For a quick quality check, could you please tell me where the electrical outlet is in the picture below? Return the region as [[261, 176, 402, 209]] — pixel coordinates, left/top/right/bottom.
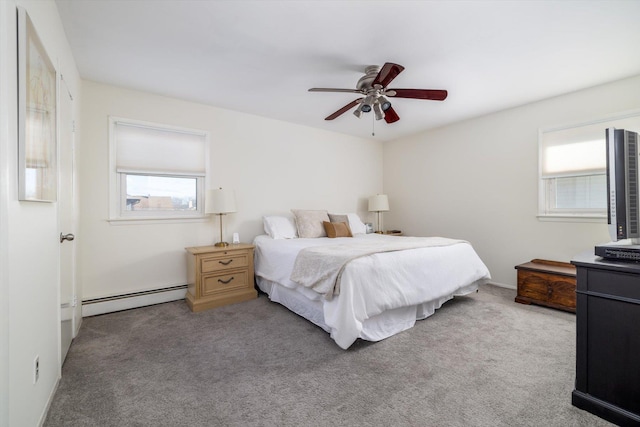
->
[[33, 355, 39, 384]]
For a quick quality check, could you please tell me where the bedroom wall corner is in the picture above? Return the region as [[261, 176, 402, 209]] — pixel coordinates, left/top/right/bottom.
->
[[383, 74, 640, 287]]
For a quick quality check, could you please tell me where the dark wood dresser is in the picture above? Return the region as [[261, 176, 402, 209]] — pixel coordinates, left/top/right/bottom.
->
[[514, 259, 576, 312], [571, 252, 640, 426]]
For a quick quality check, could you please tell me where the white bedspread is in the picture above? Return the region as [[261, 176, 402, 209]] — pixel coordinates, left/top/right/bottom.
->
[[254, 234, 491, 349], [290, 236, 467, 298]]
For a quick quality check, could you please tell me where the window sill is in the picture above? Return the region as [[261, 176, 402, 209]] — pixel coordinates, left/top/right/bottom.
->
[[537, 214, 606, 223], [108, 216, 210, 226]]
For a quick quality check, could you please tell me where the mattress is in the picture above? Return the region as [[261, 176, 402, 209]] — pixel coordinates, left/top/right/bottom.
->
[[254, 233, 491, 349]]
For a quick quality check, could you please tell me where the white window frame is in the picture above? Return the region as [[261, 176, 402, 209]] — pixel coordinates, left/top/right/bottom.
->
[[538, 110, 640, 222], [108, 117, 209, 223]]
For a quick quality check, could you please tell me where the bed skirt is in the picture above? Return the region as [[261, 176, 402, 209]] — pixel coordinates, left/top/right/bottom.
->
[[256, 276, 479, 344]]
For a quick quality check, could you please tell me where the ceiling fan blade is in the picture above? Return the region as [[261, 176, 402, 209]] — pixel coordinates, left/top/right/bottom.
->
[[372, 63, 405, 88], [309, 88, 362, 94], [384, 106, 400, 124], [388, 89, 448, 101], [325, 99, 362, 120]]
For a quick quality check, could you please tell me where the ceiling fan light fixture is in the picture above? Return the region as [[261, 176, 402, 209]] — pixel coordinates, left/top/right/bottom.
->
[[373, 102, 384, 120], [361, 94, 375, 113], [353, 104, 364, 118], [378, 95, 392, 111]]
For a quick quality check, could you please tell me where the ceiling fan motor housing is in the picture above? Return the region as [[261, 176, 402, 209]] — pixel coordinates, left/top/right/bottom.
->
[[356, 65, 381, 91]]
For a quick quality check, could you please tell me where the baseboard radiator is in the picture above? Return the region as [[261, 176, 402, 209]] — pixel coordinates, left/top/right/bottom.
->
[[82, 284, 188, 317]]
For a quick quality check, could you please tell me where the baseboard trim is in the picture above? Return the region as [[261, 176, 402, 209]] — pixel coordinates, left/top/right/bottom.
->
[[487, 281, 515, 290], [82, 285, 188, 317], [39, 376, 59, 427]]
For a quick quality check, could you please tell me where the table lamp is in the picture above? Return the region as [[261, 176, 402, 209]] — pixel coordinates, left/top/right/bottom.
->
[[368, 194, 389, 233], [205, 188, 237, 247]]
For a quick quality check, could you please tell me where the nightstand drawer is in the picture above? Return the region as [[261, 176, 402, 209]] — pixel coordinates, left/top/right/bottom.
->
[[201, 253, 249, 273], [201, 268, 250, 296]]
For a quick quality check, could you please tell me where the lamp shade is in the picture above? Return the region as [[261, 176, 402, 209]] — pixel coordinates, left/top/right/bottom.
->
[[205, 188, 237, 214], [368, 194, 389, 212]]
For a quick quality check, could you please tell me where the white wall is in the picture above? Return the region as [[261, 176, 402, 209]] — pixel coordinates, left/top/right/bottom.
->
[[383, 75, 640, 287], [79, 80, 382, 301], [0, 1, 81, 426]]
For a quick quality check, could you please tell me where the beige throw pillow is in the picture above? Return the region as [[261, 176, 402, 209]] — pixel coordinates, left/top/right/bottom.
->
[[291, 209, 330, 238]]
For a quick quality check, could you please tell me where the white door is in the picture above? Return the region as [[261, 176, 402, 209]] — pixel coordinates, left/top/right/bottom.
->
[[59, 75, 76, 365]]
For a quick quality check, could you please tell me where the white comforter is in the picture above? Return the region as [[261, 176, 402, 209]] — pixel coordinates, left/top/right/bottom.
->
[[254, 234, 491, 349], [291, 236, 468, 298]]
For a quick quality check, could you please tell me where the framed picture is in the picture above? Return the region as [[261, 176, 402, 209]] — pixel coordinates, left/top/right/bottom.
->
[[17, 7, 57, 202]]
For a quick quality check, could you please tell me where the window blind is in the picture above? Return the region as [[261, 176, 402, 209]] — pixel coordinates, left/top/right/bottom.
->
[[540, 121, 606, 178], [541, 114, 640, 179], [114, 121, 206, 175], [541, 139, 605, 178]]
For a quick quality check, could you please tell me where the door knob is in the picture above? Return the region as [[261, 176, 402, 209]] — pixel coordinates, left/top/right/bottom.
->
[[60, 233, 75, 243]]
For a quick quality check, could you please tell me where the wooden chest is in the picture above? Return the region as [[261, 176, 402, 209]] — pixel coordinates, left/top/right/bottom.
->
[[514, 259, 576, 313]]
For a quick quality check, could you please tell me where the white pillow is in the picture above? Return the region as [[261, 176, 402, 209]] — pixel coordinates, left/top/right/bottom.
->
[[263, 216, 298, 239], [347, 213, 367, 235]]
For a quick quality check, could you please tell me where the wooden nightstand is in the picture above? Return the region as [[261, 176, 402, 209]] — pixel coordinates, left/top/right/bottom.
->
[[383, 230, 403, 236], [185, 243, 257, 312]]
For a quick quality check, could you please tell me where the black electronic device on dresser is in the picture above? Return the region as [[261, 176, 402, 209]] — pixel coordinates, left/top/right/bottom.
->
[[571, 252, 640, 426], [594, 242, 640, 261], [596, 128, 640, 263]]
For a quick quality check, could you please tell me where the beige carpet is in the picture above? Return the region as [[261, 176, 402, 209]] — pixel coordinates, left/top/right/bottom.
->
[[44, 284, 612, 426]]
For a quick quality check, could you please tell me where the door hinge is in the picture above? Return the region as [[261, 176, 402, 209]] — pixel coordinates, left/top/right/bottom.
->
[[71, 295, 78, 307]]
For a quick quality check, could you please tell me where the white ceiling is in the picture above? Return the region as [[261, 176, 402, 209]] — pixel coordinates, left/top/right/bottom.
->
[[55, 0, 640, 142]]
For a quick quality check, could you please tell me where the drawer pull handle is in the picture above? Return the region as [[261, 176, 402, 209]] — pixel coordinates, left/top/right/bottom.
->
[[218, 277, 234, 284], [219, 260, 233, 266]]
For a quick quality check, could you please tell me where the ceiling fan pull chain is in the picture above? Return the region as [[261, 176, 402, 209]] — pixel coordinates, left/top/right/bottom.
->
[[371, 113, 375, 136]]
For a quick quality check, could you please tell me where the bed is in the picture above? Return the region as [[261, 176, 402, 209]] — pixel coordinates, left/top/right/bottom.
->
[[254, 213, 491, 349]]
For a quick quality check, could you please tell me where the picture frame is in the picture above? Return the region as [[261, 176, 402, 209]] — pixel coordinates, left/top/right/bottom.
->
[[17, 7, 57, 202]]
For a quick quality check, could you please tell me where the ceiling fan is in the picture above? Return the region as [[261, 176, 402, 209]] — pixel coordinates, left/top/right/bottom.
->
[[308, 62, 448, 124]]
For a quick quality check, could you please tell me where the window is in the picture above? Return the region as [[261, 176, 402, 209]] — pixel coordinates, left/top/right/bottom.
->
[[123, 175, 198, 212], [540, 136, 606, 217], [538, 111, 640, 220], [109, 117, 208, 221]]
